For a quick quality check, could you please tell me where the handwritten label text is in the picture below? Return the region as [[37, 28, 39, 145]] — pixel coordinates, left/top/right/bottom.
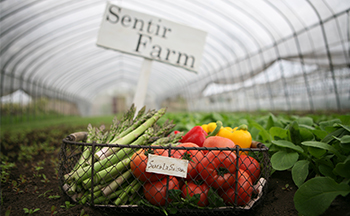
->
[[146, 154, 188, 178]]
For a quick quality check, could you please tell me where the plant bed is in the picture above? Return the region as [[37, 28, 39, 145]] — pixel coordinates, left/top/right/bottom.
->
[[1, 111, 350, 216]]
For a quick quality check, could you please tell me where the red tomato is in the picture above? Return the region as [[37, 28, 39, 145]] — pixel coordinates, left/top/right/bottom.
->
[[143, 176, 180, 206], [202, 136, 236, 154], [130, 149, 165, 182], [238, 155, 261, 183], [219, 169, 254, 206], [236, 168, 253, 184], [156, 146, 182, 159], [181, 181, 210, 207], [173, 142, 205, 180], [196, 150, 237, 190]]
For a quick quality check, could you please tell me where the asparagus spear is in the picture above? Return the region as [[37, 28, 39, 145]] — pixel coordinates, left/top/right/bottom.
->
[[63, 106, 177, 206], [99, 104, 137, 147], [101, 169, 133, 196], [65, 108, 166, 183], [93, 186, 125, 204], [81, 156, 131, 189], [80, 129, 153, 188], [114, 179, 141, 206], [95, 108, 166, 160], [115, 107, 154, 140], [81, 122, 176, 188]]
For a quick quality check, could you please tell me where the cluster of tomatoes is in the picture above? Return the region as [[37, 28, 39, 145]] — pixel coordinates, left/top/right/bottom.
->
[[130, 125, 261, 207]]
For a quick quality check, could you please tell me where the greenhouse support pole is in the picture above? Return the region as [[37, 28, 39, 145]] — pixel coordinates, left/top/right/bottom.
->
[[132, 58, 153, 115]]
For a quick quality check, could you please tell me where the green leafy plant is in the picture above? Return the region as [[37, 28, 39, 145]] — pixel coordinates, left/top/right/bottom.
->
[[5, 206, 11, 216], [34, 165, 43, 172], [251, 114, 350, 216], [282, 183, 291, 191], [1, 161, 16, 183], [50, 205, 58, 215], [18, 174, 28, 185], [38, 189, 53, 198], [60, 201, 75, 209], [48, 195, 61, 199], [80, 209, 89, 216], [11, 180, 23, 194], [33, 186, 39, 194], [23, 207, 40, 214], [41, 174, 50, 183]]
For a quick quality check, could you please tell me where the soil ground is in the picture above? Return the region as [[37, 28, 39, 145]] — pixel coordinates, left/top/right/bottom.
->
[[1, 126, 350, 216]]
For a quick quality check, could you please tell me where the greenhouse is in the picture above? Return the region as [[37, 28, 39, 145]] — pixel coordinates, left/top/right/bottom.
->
[[1, 1, 350, 216], [1, 0, 349, 118]]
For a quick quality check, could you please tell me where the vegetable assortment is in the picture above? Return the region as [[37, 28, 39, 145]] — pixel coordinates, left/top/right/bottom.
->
[[141, 126, 262, 209], [61, 106, 266, 214]]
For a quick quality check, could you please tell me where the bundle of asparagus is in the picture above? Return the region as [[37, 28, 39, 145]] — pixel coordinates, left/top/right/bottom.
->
[[62, 105, 182, 206]]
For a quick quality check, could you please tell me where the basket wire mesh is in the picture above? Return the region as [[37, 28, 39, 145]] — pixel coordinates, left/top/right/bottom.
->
[[59, 132, 271, 215]]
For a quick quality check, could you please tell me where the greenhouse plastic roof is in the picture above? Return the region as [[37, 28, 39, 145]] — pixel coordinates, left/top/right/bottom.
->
[[1, 0, 350, 115]]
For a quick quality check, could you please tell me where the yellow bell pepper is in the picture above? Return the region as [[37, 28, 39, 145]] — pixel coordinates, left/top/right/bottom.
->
[[207, 122, 218, 133], [230, 124, 252, 154], [217, 127, 234, 140], [201, 124, 209, 133]]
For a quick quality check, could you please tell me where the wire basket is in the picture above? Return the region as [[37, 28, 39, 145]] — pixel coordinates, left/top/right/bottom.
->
[[59, 132, 271, 216]]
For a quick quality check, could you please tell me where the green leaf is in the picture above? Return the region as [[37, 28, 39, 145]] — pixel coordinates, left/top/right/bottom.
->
[[301, 141, 344, 159], [289, 121, 301, 145], [315, 155, 335, 167], [294, 177, 350, 216], [333, 156, 350, 179], [296, 116, 314, 126], [339, 115, 350, 125], [207, 188, 224, 207], [299, 128, 314, 142], [299, 124, 316, 131], [271, 140, 304, 153], [338, 135, 350, 152], [301, 141, 333, 150], [266, 115, 274, 131], [312, 129, 328, 140], [292, 160, 309, 187], [249, 127, 260, 141], [321, 128, 348, 144], [167, 207, 178, 215], [318, 164, 336, 178], [319, 119, 342, 131], [266, 113, 283, 130], [168, 189, 181, 201], [339, 124, 350, 133], [187, 193, 201, 205], [314, 155, 336, 178], [269, 127, 288, 140], [249, 120, 271, 143], [340, 135, 350, 143], [271, 151, 299, 171], [308, 146, 326, 158]]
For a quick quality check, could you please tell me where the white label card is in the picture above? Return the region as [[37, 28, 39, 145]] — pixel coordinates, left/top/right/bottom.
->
[[146, 154, 188, 178]]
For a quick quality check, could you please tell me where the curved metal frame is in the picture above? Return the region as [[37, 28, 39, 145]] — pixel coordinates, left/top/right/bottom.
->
[[1, 0, 349, 120]]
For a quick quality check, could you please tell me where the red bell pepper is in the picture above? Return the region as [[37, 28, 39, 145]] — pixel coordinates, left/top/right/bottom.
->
[[179, 126, 208, 147]]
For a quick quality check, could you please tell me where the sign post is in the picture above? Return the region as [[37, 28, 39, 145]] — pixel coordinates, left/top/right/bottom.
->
[[96, 2, 207, 112], [132, 58, 153, 111]]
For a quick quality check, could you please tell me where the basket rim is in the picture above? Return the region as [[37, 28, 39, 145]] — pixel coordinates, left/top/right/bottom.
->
[[63, 132, 269, 152]]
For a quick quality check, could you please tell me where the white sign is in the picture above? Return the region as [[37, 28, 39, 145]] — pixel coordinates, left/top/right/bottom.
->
[[146, 154, 189, 178], [97, 2, 207, 72]]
